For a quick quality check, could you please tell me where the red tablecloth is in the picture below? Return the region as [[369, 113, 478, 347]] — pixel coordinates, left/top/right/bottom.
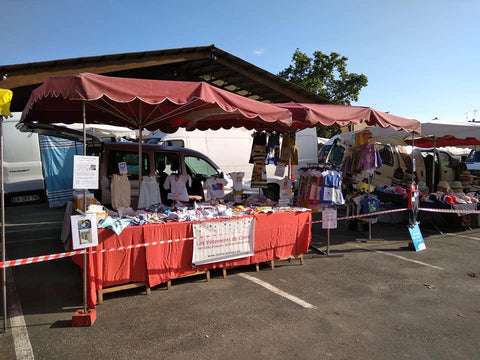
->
[[78, 211, 311, 307]]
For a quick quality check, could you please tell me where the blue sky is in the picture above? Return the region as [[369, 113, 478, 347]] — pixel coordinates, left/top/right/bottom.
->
[[2, 0, 479, 123]]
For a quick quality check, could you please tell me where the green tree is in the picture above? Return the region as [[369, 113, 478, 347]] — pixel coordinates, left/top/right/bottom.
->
[[278, 49, 368, 137]]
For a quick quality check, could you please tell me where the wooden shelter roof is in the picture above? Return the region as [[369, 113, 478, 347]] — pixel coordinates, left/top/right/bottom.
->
[[0, 45, 330, 112]]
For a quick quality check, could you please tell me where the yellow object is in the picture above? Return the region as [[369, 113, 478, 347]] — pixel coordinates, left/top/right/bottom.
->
[[357, 181, 375, 193], [73, 191, 96, 212], [0, 89, 13, 116]]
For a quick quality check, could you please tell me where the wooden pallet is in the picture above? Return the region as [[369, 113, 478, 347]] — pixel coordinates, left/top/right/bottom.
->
[[166, 270, 210, 290], [97, 281, 151, 304]]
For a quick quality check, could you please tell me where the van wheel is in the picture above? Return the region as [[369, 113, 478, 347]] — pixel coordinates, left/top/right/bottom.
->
[[262, 183, 280, 202]]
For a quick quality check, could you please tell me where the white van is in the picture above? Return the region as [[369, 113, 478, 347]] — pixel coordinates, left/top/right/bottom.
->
[[145, 127, 319, 199], [3, 113, 45, 205]]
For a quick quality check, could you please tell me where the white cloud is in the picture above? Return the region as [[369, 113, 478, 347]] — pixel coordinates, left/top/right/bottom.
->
[[253, 48, 264, 55]]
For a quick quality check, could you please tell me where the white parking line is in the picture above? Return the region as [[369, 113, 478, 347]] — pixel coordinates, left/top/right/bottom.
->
[[445, 233, 480, 242], [351, 244, 445, 271], [238, 273, 317, 309], [6, 268, 35, 359]]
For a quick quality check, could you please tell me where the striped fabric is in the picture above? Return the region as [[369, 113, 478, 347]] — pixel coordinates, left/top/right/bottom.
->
[[39, 136, 83, 207]]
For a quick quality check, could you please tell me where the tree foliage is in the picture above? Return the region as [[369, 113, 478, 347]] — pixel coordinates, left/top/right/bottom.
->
[[278, 49, 368, 138], [278, 49, 368, 105]]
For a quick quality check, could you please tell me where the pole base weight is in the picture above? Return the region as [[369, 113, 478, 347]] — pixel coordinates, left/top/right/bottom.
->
[[72, 309, 96, 327]]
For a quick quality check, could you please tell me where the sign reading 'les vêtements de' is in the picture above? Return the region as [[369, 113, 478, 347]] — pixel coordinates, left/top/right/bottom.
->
[[192, 217, 255, 266]]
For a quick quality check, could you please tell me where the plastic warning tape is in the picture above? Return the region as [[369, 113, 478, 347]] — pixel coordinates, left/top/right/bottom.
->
[[310, 207, 408, 224], [419, 207, 480, 215], [0, 249, 86, 269]]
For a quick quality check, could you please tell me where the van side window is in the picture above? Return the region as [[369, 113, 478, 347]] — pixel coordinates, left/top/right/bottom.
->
[[154, 152, 180, 176], [377, 145, 393, 166], [184, 156, 219, 178], [107, 150, 149, 180], [438, 152, 453, 168]]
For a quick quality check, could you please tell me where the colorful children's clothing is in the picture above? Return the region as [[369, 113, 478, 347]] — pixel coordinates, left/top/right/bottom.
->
[[205, 177, 228, 200]]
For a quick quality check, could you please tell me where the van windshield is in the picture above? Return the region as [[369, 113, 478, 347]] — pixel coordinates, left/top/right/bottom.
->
[[184, 156, 219, 178], [467, 150, 480, 162]]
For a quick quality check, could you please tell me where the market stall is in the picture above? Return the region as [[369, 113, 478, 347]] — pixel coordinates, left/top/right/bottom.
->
[[18, 73, 311, 312], [72, 209, 311, 307]]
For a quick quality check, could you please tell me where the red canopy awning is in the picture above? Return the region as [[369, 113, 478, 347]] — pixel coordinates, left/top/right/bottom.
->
[[275, 103, 421, 134], [20, 73, 292, 132], [406, 136, 480, 148]]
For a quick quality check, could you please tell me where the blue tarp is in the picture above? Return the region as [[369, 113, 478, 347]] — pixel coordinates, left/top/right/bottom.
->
[[39, 136, 83, 207]]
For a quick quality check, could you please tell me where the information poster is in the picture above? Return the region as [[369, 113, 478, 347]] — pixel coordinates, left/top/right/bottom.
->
[[408, 224, 426, 251], [73, 155, 99, 189], [70, 214, 98, 250], [118, 161, 128, 175], [192, 217, 255, 266], [322, 208, 338, 229]]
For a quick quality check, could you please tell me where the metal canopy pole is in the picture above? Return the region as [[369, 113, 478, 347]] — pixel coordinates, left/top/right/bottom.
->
[[431, 137, 437, 192], [138, 102, 143, 179], [1, 117, 6, 332], [82, 101, 88, 314]]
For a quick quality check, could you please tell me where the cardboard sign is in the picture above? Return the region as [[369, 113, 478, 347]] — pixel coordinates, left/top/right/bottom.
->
[[408, 224, 426, 251]]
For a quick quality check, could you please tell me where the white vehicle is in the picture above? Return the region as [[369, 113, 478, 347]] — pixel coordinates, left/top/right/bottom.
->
[[3, 112, 45, 205], [145, 127, 319, 199], [465, 149, 480, 171]]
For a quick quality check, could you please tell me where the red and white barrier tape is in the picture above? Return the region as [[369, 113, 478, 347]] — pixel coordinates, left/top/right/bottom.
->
[[2, 206, 478, 269], [1, 250, 86, 269], [419, 207, 480, 215]]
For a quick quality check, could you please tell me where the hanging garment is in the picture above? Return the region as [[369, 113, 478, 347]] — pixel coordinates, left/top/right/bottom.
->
[[137, 176, 162, 209], [250, 141, 268, 189], [359, 144, 381, 170], [251, 164, 267, 188], [277, 177, 293, 206], [111, 174, 131, 210], [205, 177, 228, 200], [279, 133, 298, 165], [266, 134, 280, 165], [320, 170, 344, 205], [360, 197, 380, 215], [164, 174, 191, 202], [228, 172, 245, 203], [249, 132, 267, 163], [228, 172, 245, 191]]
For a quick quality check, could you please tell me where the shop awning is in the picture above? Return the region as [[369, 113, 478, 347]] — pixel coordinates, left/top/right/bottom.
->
[[19, 72, 292, 133], [275, 103, 421, 134], [405, 120, 480, 147]]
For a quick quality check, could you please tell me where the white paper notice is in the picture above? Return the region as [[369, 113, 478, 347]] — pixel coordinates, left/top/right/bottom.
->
[[73, 155, 99, 189], [322, 208, 337, 229]]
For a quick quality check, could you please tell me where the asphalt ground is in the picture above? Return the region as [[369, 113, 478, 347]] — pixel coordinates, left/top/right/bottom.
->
[[1, 202, 480, 360]]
